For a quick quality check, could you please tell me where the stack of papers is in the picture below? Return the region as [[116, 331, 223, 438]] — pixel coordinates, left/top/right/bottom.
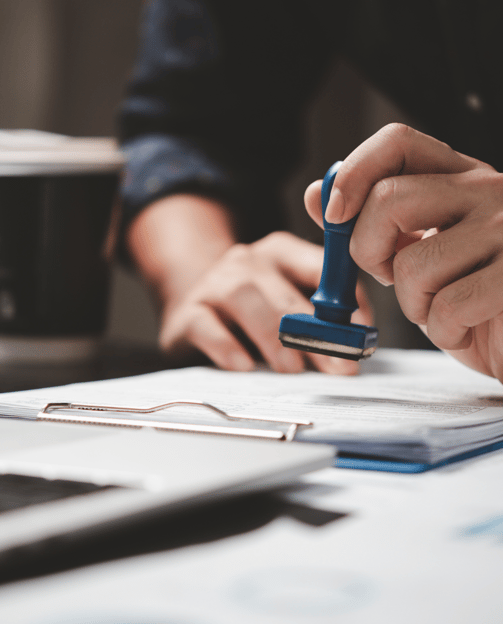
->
[[1, 349, 503, 469]]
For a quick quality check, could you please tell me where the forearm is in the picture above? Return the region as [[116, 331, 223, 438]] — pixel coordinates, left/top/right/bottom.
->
[[118, 1, 327, 246], [127, 191, 362, 375], [126, 194, 237, 314]]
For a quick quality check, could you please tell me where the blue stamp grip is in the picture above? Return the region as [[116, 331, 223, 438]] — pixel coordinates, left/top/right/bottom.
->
[[278, 161, 377, 360], [310, 161, 359, 324]]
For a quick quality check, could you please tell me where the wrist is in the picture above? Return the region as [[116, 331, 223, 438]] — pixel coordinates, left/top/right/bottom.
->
[[127, 194, 237, 309]]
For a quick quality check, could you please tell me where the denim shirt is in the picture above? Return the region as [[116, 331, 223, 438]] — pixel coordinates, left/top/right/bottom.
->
[[118, 0, 503, 246]]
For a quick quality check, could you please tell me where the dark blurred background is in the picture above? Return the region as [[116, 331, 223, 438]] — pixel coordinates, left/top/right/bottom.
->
[[0, 0, 431, 350]]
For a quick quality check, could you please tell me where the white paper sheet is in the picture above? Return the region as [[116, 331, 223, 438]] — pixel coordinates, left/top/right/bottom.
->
[[1, 349, 503, 463]]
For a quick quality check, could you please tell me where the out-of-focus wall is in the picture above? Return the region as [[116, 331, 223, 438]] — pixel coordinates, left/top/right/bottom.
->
[[0, 0, 142, 135], [0, 0, 432, 350], [0, 0, 58, 130], [0, 0, 158, 345]]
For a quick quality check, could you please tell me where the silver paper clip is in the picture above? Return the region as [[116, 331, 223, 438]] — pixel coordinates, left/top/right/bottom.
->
[[37, 400, 313, 442]]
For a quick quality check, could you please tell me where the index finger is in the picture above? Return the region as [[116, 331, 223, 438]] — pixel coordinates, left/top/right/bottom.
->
[[326, 124, 480, 224]]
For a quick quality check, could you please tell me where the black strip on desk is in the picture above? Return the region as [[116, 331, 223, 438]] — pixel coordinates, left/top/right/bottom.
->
[[0, 473, 122, 514]]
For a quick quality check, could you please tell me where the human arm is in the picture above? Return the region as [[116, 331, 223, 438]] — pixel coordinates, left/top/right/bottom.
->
[[119, 1, 370, 373], [305, 123, 503, 381], [118, 0, 333, 246], [127, 193, 370, 374]]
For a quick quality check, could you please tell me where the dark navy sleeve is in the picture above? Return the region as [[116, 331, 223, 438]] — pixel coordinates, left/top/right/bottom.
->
[[118, 0, 337, 244]]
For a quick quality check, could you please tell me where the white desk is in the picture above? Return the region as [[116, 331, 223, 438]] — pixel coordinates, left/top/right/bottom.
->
[[0, 446, 501, 623]]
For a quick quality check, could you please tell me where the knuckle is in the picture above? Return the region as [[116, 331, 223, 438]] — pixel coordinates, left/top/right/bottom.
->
[[372, 176, 399, 208], [469, 169, 503, 200], [431, 285, 472, 324], [393, 246, 421, 283], [489, 209, 503, 235], [482, 180, 503, 222], [253, 230, 293, 254], [381, 122, 414, 144], [394, 237, 445, 286], [269, 230, 294, 244], [223, 243, 251, 264], [209, 241, 281, 304], [448, 279, 480, 310], [214, 280, 264, 314], [217, 244, 263, 281], [227, 280, 258, 302], [431, 294, 457, 327], [204, 247, 253, 296], [203, 277, 254, 308], [466, 157, 496, 173]]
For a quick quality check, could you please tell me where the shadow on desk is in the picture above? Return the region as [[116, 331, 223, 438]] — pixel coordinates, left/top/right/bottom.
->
[[0, 491, 347, 586], [0, 340, 210, 393], [0, 341, 347, 586]]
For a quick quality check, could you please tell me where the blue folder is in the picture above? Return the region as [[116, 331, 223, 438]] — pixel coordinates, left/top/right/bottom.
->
[[335, 439, 503, 473]]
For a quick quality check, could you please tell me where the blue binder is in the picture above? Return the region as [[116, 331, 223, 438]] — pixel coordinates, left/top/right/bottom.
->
[[335, 439, 503, 473]]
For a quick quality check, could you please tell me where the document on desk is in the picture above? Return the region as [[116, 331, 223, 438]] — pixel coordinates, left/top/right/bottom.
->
[[1, 349, 503, 466]]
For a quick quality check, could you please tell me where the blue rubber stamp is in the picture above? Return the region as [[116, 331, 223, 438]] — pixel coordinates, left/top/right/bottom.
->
[[279, 161, 378, 361]]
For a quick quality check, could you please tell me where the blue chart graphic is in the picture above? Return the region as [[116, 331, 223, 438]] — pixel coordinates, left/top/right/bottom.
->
[[458, 515, 503, 543]]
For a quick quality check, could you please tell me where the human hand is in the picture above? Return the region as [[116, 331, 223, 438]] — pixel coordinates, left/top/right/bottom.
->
[[159, 231, 372, 374], [305, 123, 503, 381]]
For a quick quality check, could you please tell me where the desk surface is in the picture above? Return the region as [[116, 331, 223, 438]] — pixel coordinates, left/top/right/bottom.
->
[[0, 448, 502, 623], [0, 348, 502, 622], [0, 342, 300, 586]]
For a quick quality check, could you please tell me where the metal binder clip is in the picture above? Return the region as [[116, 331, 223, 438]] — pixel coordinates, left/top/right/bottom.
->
[[37, 400, 313, 442]]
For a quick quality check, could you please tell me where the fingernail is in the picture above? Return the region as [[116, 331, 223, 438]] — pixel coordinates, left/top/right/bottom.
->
[[325, 188, 345, 223], [374, 275, 393, 287]]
